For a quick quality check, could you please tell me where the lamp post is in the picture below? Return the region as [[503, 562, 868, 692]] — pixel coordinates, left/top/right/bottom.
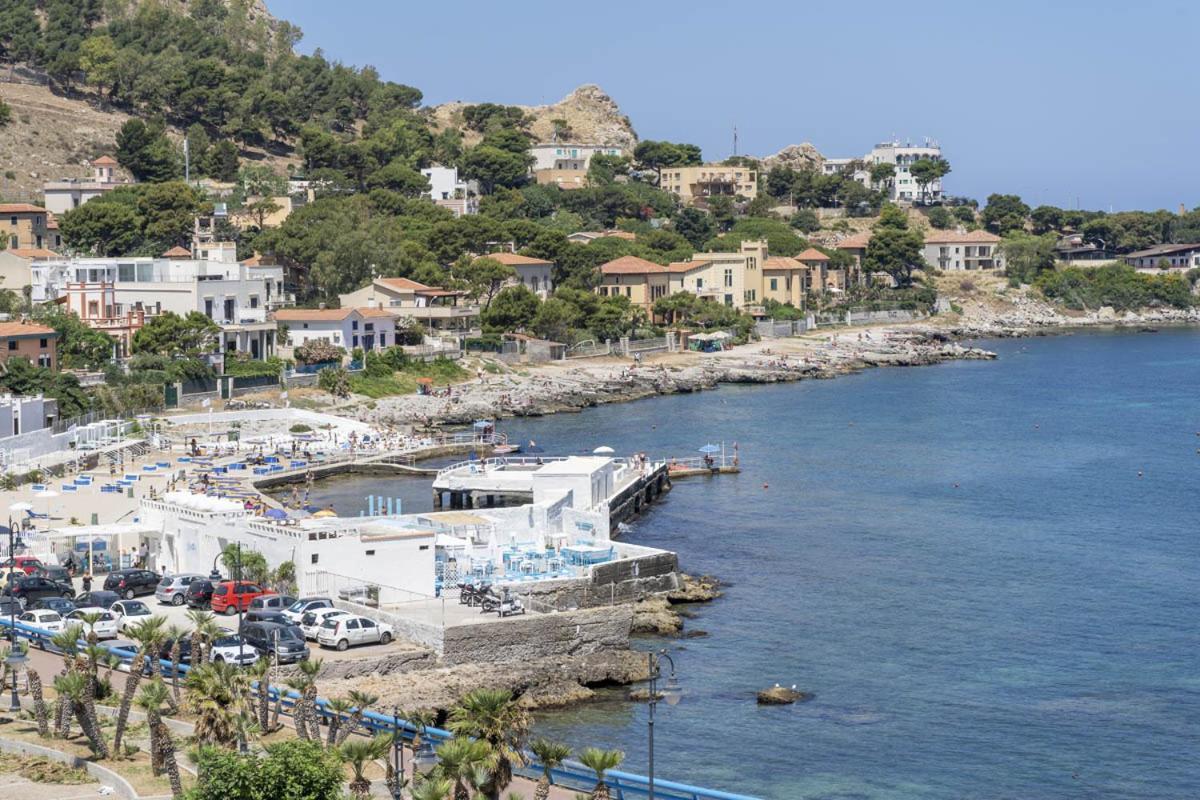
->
[[390, 706, 406, 800], [412, 722, 437, 787], [646, 649, 682, 800], [5, 521, 26, 713]]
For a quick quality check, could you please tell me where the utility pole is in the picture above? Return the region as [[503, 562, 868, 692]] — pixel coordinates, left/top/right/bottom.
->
[[732, 125, 738, 157], [184, 137, 190, 184]]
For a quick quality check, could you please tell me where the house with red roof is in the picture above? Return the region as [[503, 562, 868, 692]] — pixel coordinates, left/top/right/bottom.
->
[[476, 252, 556, 298], [273, 307, 397, 353], [922, 229, 1004, 271], [0, 204, 50, 250], [339, 276, 479, 336]]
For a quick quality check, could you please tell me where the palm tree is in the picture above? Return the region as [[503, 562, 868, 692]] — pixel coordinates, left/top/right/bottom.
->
[[50, 624, 82, 738], [283, 657, 321, 741], [403, 708, 436, 753], [324, 697, 353, 747], [578, 748, 624, 800], [153, 716, 184, 799], [28, 666, 50, 737], [135, 678, 170, 774], [186, 609, 219, 667], [164, 624, 186, 706], [246, 657, 272, 731], [447, 689, 530, 800], [113, 616, 165, 756], [53, 671, 109, 758], [410, 776, 453, 800], [436, 737, 492, 800], [335, 690, 379, 746], [529, 738, 571, 800], [338, 734, 392, 799], [184, 661, 247, 748]]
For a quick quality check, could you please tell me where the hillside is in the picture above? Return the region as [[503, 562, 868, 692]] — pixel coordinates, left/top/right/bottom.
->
[[432, 84, 638, 150]]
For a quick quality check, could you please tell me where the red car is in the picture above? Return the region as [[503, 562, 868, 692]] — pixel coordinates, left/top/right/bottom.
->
[[0, 556, 45, 576], [210, 581, 274, 615]]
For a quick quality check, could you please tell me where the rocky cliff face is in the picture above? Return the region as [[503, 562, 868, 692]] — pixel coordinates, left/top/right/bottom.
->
[[432, 84, 638, 150], [759, 142, 825, 172]]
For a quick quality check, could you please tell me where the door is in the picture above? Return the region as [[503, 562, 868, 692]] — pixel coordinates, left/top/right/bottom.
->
[[343, 618, 361, 644], [359, 618, 379, 643], [224, 298, 235, 322]]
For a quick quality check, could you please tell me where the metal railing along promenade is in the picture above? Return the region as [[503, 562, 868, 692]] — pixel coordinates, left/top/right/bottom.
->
[[0, 618, 760, 800]]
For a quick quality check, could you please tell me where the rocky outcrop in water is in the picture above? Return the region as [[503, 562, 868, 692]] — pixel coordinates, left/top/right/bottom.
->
[[757, 686, 812, 705]]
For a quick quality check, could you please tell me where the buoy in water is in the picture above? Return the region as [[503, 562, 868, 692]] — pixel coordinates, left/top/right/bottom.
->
[[1138, 471, 1144, 478], [762, 483, 769, 489]]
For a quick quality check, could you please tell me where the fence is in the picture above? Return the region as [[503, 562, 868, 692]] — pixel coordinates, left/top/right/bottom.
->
[[231, 374, 280, 391], [754, 319, 810, 338], [566, 340, 613, 359], [0, 617, 760, 799]]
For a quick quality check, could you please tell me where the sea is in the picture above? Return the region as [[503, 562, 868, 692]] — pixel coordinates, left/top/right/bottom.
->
[[294, 328, 1200, 800]]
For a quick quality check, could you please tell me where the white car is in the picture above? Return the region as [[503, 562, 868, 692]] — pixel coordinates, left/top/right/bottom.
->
[[316, 614, 394, 651], [67, 608, 120, 640], [207, 632, 259, 667], [18, 609, 65, 635], [300, 607, 348, 640], [283, 597, 335, 625], [110, 599, 154, 633]]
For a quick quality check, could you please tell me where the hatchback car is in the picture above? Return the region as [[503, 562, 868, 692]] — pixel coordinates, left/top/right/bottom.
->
[[110, 599, 154, 632], [241, 621, 310, 664], [73, 590, 120, 610], [67, 607, 119, 639], [300, 607, 348, 640], [29, 596, 76, 615], [210, 581, 274, 615], [247, 594, 296, 614], [0, 598, 22, 617], [35, 565, 72, 583], [155, 573, 207, 606], [0, 556, 45, 576], [104, 569, 161, 600], [5, 575, 74, 608], [17, 608, 65, 634], [316, 614, 394, 651], [207, 632, 259, 667], [243, 609, 292, 627], [185, 579, 217, 609], [282, 597, 334, 625]]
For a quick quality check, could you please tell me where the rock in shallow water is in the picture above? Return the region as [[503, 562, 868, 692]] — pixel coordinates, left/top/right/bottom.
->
[[756, 686, 812, 705]]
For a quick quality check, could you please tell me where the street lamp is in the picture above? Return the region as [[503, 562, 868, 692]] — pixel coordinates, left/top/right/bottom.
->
[[646, 649, 682, 800], [412, 724, 437, 785], [390, 706, 406, 800], [4, 521, 26, 713]]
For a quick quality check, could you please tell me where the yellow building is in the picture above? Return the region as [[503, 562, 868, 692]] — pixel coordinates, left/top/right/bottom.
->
[[0, 204, 51, 250], [658, 165, 759, 205]]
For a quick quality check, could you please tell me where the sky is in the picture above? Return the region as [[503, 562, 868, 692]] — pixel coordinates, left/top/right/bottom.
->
[[272, 0, 1200, 211]]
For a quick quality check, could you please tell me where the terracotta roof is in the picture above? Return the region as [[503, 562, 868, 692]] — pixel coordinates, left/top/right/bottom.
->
[[240, 255, 263, 267], [0, 322, 57, 337], [358, 307, 395, 319], [924, 230, 1002, 244], [91, 156, 118, 166], [835, 232, 872, 250], [1123, 242, 1200, 258], [5, 248, 58, 259], [599, 255, 665, 275], [162, 246, 192, 258], [795, 247, 831, 262], [377, 277, 431, 291], [414, 288, 464, 297], [763, 256, 803, 270], [274, 307, 394, 322], [478, 252, 553, 266], [0, 204, 47, 214], [664, 259, 710, 273]]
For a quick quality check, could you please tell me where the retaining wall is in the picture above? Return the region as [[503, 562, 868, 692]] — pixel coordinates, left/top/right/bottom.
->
[[440, 604, 632, 666]]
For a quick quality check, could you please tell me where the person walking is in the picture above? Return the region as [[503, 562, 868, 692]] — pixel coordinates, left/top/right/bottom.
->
[[81, 571, 92, 593]]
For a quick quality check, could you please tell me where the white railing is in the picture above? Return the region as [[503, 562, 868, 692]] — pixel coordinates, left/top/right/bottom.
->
[[434, 455, 571, 482]]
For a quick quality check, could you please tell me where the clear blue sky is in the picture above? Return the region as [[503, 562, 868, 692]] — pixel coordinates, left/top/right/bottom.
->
[[272, 0, 1198, 211]]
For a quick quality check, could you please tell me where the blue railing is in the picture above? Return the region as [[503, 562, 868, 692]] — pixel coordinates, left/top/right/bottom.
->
[[0, 619, 759, 800]]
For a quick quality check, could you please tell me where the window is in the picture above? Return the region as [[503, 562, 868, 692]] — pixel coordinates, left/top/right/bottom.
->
[[695, 278, 703, 289], [361, 619, 376, 628], [352, 335, 359, 347], [8, 216, 15, 225], [724, 269, 733, 288], [345, 619, 360, 630], [770, 278, 778, 291], [249, 296, 259, 309], [6, 340, 15, 351], [351, 320, 358, 330], [624, 286, 631, 298], [364, 323, 373, 331], [365, 550, 375, 556], [311, 554, 319, 564], [37, 355, 51, 368], [39, 338, 47, 348]]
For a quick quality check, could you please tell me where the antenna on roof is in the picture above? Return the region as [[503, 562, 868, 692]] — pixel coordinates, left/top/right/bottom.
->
[[732, 124, 738, 157]]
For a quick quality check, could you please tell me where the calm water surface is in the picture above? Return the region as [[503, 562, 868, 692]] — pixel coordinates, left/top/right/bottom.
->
[[311, 330, 1200, 799]]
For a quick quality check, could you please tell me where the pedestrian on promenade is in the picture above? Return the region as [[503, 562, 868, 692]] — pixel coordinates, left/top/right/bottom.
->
[[81, 571, 92, 592]]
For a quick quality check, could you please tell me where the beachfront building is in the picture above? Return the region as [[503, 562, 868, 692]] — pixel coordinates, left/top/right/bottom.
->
[[921, 230, 1004, 271], [1123, 243, 1200, 273], [479, 252, 555, 298], [421, 165, 479, 217], [42, 156, 128, 215], [35, 254, 285, 359], [1, 204, 54, 250], [596, 255, 709, 316], [658, 164, 759, 206], [0, 320, 59, 370], [339, 277, 481, 336], [530, 142, 624, 172], [0, 393, 58, 437], [273, 307, 396, 352]]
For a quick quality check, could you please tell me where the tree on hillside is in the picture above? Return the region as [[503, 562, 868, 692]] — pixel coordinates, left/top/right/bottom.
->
[[865, 203, 926, 286], [59, 202, 141, 256], [462, 146, 530, 194], [116, 119, 181, 182], [673, 207, 715, 248], [365, 161, 430, 197], [455, 256, 516, 310], [981, 193, 1030, 234], [0, 98, 9, 127], [633, 140, 703, 170], [481, 285, 539, 332], [204, 140, 240, 181], [132, 312, 220, 357], [78, 34, 119, 97], [461, 103, 528, 132], [1030, 205, 1064, 235], [999, 232, 1057, 283], [706, 195, 736, 232], [869, 162, 895, 192], [587, 153, 630, 185], [909, 158, 950, 204], [926, 206, 952, 229]]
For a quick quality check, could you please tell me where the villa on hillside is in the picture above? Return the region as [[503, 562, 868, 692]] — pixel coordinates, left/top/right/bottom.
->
[[658, 164, 759, 206], [339, 277, 480, 336], [921, 230, 1004, 271], [1123, 242, 1200, 273], [43, 156, 130, 215], [0, 320, 58, 370], [1, 203, 54, 250], [477, 252, 555, 298], [273, 307, 396, 352]]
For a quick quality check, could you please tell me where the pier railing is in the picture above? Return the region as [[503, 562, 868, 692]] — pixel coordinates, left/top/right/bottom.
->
[[1, 618, 760, 800]]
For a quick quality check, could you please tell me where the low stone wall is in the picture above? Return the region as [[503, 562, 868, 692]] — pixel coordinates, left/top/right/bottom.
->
[[607, 464, 670, 526], [0, 736, 149, 799], [441, 604, 632, 666], [332, 598, 444, 651], [501, 549, 680, 613]]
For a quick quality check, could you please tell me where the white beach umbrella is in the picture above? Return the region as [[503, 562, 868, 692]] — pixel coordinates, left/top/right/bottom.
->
[[8, 502, 32, 513], [592, 446, 615, 455]]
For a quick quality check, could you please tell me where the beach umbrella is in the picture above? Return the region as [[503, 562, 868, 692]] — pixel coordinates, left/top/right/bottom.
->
[[312, 508, 338, 519], [698, 444, 722, 454], [35, 489, 58, 499], [263, 508, 288, 520], [525, 441, 545, 454], [593, 446, 615, 455], [8, 502, 32, 513]]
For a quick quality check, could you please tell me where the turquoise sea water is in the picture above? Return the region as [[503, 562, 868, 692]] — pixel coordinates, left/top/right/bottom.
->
[[308, 329, 1200, 799]]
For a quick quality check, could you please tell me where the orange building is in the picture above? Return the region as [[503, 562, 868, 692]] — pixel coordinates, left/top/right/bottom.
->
[[0, 320, 59, 369]]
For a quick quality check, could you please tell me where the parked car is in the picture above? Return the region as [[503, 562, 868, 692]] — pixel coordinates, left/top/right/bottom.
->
[[241, 621, 310, 664], [247, 594, 297, 614], [282, 597, 334, 625], [0, 598, 21, 617], [207, 632, 259, 666], [210, 581, 274, 616], [29, 597, 76, 615], [104, 569, 161, 600], [5, 575, 74, 608], [300, 607, 348, 640], [243, 609, 293, 627], [0, 556, 45, 576], [67, 607, 120, 639], [317, 614, 394, 651], [17, 608, 65, 634], [110, 599, 154, 632], [185, 579, 217, 609], [73, 590, 120, 610], [35, 565, 73, 583], [155, 573, 207, 606]]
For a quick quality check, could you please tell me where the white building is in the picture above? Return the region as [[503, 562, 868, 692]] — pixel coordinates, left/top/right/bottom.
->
[[921, 230, 1004, 271], [823, 139, 947, 203], [477, 253, 555, 298], [420, 166, 478, 217], [42, 156, 129, 215], [530, 143, 624, 172], [273, 307, 397, 352], [0, 394, 57, 438]]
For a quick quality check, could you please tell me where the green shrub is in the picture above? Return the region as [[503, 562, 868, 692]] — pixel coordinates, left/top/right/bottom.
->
[[317, 366, 350, 397], [1036, 264, 1195, 311], [288, 423, 312, 433]]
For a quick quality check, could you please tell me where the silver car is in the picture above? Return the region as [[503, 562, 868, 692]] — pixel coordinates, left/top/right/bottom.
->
[[155, 573, 207, 606]]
